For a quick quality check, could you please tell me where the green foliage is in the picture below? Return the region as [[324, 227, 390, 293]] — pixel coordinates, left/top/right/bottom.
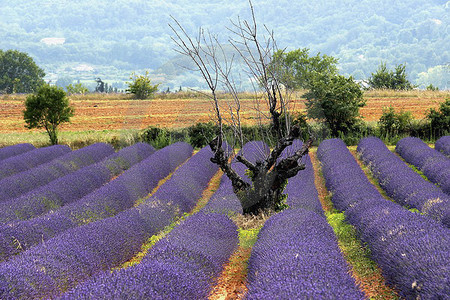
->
[[304, 73, 365, 137], [66, 83, 89, 95], [269, 48, 338, 90], [23, 85, 74, 145], [0, 49, 45, 94], [139, 126, 172, 149], [277, 112, 310, 141], [426, 98, 450, 137], [368, 62, 414, 90], [0, 1, 447, 90], [126, 71, 159, 99], [378, 106, 413, 137], [426, 84, 439, 91], [187, 122, 217, 148]]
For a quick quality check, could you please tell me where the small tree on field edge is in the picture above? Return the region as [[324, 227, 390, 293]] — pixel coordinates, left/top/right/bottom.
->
[[23, 85, 74, 145], [126, 71, 159, 99], [304, 73, 365, 137], [368, 62, 414, 90]]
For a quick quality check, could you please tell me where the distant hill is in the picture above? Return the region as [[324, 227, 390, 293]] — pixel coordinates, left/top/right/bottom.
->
[[1, 0, 448, 90]]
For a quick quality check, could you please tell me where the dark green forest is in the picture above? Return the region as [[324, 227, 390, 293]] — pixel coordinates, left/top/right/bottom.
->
[[1, 0, 448, 90]]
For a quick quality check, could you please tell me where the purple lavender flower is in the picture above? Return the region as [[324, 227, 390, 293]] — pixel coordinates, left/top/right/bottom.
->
[[0, 144, 70, 180], [358, 136, 449, 226], [281, 140, 322, 214], [0, 143, 114, 203], [0, 143, 35, 162], [0, 142, 156, 261], [245, 208, 364, 299], [60, 212, 238, 300], [318, 138, 450, 299], [0, 144, 223, 299], [0, 142, 158, 224], [396, 136, 450, 195], [435, 135, 450, 156]]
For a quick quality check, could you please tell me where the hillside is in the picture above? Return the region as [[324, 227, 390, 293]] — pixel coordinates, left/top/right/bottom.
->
[[1, 0, 448, 90]]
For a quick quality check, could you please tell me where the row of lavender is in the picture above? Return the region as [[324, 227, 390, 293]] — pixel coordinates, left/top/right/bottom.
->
[[0, 143, 115, 202], [0, 144, 71, 180], [0, 142, 188, 261], [396, 136, 450, 195], [357, 136, 449, 227], [435, 135, 450, 156], [245, 140, 363, 299], [0, 143, 225, 299], [0, 142, 157, 224], [0, 143, 35, 162], [61, 141, 266, 298], [318, 138, 449, 299]]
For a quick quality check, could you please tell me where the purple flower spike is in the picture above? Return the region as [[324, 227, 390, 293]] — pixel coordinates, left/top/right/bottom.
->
[[435, 135, 450, 156], [246, 209, 364, 299], [0, 144, 223, 299], [0, 143, 114, 203], [0, 143, 35, 162], [358, 136, 449, 227], [0, 144, 70, 180], [318, 138, 450, 299], [60, 212, 238, 300], [396, 136, 450, 195]]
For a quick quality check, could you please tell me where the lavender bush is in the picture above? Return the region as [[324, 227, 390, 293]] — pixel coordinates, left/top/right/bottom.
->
[[0, 142, 159, 224], [0, 145, 221, 299], [435, 135, 450, 156], [281, 140, 322, 215], [61, 212, 238, 300], [0, 143, 35, 162], [396, 136, 450, 195], [0, 144, 70, 180], [0, 143, 188, 260], [358, 136, 450, 227], [0, 143, 114, 202], [245, 208, 364, 299], [318, 138, 450, 299]]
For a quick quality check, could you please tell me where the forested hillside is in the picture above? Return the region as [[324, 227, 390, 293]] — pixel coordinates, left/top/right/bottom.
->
[[1, 0, 448, 90]]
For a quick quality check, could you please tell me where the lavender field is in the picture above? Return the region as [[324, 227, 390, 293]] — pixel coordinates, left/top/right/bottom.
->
[[0, 137, 448, 299]]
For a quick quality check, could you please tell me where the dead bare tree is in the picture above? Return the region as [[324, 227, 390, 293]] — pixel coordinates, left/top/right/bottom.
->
[[170, 0, 312, 215]]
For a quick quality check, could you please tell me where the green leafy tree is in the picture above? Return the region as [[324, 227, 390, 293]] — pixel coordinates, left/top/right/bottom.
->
[[66, 83, 89, 95], [0, 50, 45, 94], [368, 62, 414, 90], [427, 98, 450, 137], [23, 85, 74, 145], [269, 48, 338, 90], [126, 71, 159, 99], [378, 106, 413, 137], [304, 73, 365, 136]]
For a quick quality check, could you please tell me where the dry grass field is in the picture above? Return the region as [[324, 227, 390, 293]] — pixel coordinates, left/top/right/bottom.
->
[[0, 90, 447, 133]]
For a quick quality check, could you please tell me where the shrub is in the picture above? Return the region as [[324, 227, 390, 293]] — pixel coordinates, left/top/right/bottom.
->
[[187, 122, 218, 148], [140, 126, 173, 149], [426, 84, 439, 91], [126, 71, 159, 99], [426, 98, 450, 138], [368, 62, 414, 90], [304, 73, 365, 137], [378, 106, 413, 137]]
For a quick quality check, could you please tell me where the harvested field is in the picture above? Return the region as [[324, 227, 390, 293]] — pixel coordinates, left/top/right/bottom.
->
[[0, 90, 447, 133]]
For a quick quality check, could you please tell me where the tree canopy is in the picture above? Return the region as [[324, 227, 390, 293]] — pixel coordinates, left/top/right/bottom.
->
[[368, 62, 415, 90], [304, 73, 365, 136], [269, 48, 338, 90], [0, 50, 45, 94], [23, 85, 74, 145]]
